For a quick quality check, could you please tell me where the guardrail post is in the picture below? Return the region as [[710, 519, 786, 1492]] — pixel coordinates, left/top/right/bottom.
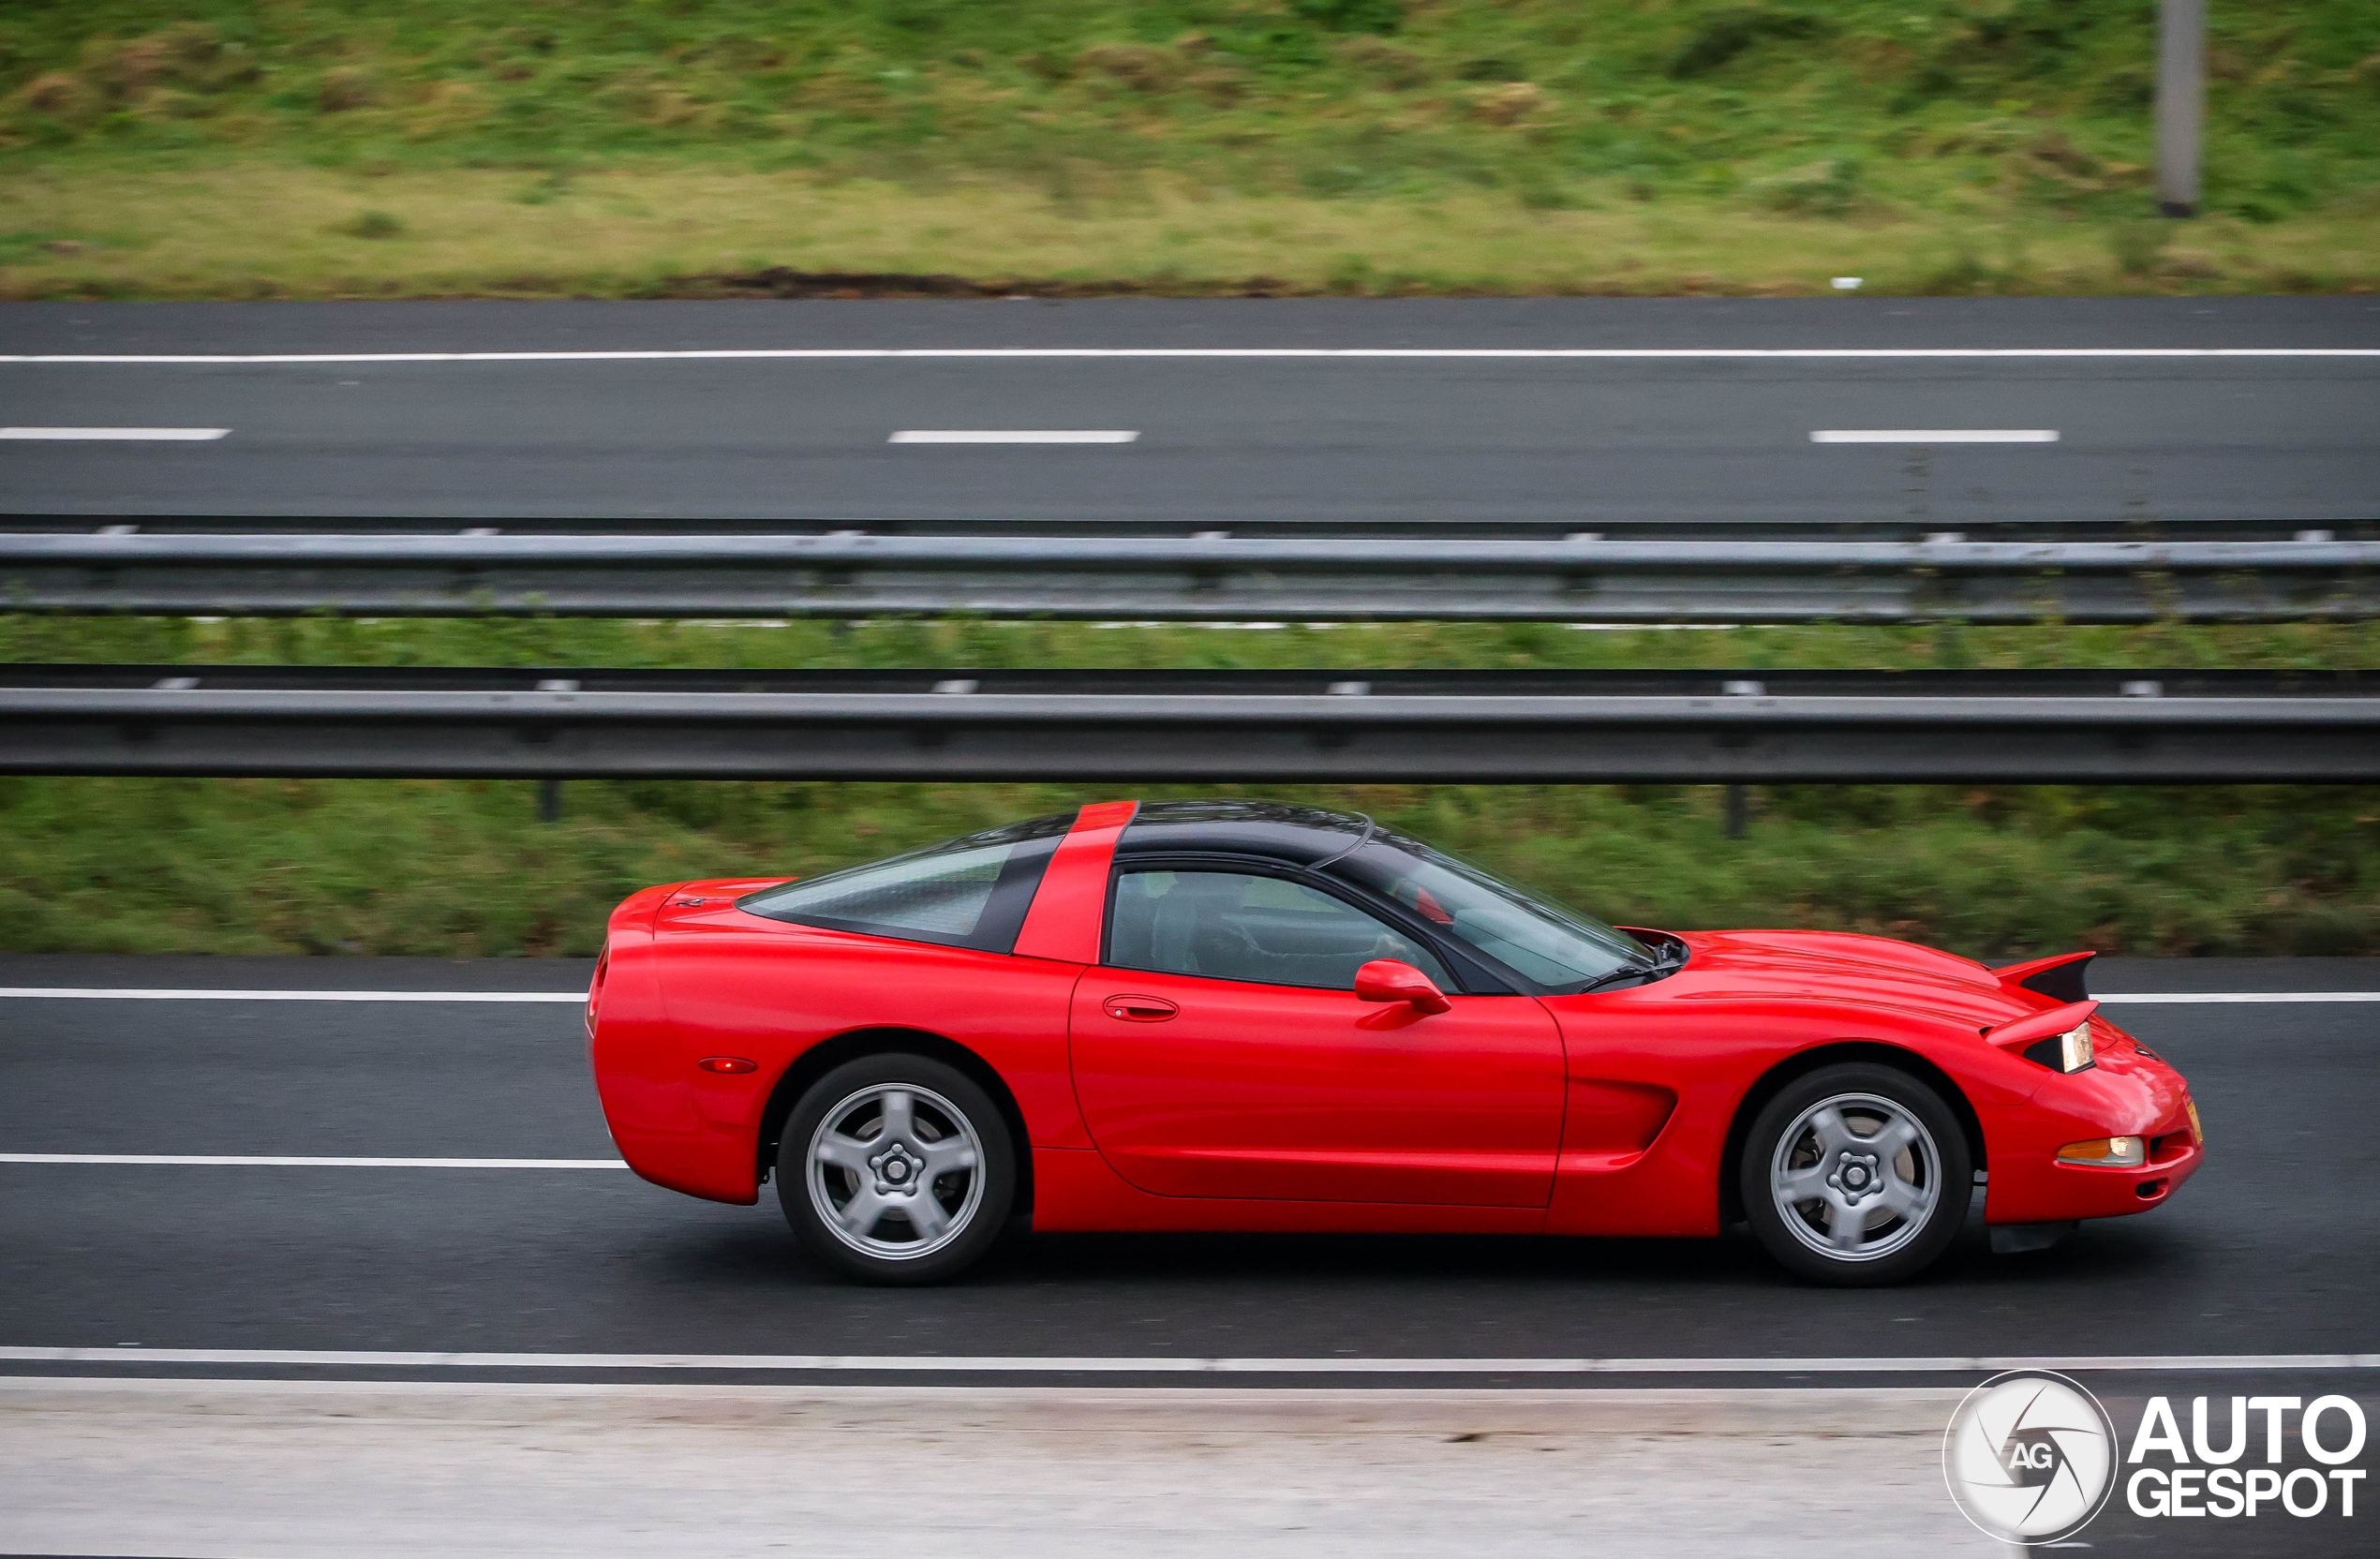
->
[[2156, 0, 2206, 217], [1725, 784, 1750, 840], [539, 779, 563, 824]]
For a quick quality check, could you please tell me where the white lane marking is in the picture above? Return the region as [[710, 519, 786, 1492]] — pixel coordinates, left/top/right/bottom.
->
[[2095, 991, 2380, 1003], [1, 349, 2376, 365], [890, 429, 1138, 444], [1811, 429, 2058, 443], [0, 1154, 625, 1168], [0, 987, 584, 1002], [0, 426, 230, 439], [4, 987, 2372, 1003], [0, 1347, 2372, 1373]]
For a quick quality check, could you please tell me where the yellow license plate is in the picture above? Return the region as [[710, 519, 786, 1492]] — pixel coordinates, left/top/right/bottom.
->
[[2185, 1097, 2205, 1147]]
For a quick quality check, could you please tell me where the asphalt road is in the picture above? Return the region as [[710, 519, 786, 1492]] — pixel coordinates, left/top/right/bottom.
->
[[4, 953, 2374, 1370], [7, 952, 2373, 1557], [4, 297, 2376, 525]]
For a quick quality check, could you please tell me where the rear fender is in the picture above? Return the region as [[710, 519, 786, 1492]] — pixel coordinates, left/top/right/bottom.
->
[[588, 883, 752, 1201], [752, 1024, 1038, 1218]]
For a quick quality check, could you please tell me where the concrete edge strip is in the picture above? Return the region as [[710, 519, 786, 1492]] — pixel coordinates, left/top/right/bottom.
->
[[6, 349, 2380, 364], [0, 1347, 2373, 1373], [0, 1377, 1974, 1407], [1, 988, 2373, 1003]]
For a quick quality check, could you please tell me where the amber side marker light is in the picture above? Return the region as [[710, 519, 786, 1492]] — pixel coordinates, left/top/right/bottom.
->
[[697, 1057, 759, 1075], [2058, 1136, 2147, 1167], [2185, 1097, 2205, 1146]]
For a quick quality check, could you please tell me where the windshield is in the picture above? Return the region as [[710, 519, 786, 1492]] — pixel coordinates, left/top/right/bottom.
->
[[1329, 830, 1652, 992]]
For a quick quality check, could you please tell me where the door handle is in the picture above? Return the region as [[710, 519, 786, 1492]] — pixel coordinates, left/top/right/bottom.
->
[[1103, 994, 1179, 1022]]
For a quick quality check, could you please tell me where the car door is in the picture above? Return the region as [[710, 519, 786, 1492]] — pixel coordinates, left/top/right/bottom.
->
[[1069, 865, 1566, 1207]]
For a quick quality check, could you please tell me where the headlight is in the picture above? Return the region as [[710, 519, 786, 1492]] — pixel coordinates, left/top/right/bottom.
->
[[2058, 1136, 2146, 1167], [2021, 1019, 2097, 1074], [2059, 1020, 2094, 1074]]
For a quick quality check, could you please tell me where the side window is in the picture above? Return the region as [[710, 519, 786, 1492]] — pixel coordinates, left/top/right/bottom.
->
[[1108, 869, 1454, 991], [737, 820, 1066, 954]]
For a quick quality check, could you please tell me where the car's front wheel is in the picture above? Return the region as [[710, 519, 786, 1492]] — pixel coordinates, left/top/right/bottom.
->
[[1740, 1062, 1971, 1286], [776, 1054, 1015, 1285]]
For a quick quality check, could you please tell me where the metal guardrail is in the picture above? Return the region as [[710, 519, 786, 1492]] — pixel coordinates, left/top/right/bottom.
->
[[2, 530, 2373, 622], [6, 514, 2367, 541], [6, 666, 2373, 781]]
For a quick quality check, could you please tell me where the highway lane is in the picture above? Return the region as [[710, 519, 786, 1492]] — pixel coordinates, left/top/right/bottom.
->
[[6, 953, 2372, 1557], [3, 298, 2376, 525], [3, 954, 2375, 1369]]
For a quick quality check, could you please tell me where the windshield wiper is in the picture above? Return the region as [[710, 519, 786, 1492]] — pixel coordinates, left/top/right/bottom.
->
[[1578, 962, 1656, 993]]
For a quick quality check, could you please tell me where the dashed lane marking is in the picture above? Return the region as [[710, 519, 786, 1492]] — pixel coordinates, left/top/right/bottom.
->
[[889, 429, 1138, 443], [0, 426, 229, 439], [1810, 429, 2058, 443]]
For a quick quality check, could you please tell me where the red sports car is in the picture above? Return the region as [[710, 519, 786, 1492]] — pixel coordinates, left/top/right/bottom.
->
[[588, 800, 2202, 1286]]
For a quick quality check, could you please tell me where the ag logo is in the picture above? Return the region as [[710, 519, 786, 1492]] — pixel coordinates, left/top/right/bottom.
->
[[1943, 1370, 2119, 1544], [2001, 1427, 2067, 1484]]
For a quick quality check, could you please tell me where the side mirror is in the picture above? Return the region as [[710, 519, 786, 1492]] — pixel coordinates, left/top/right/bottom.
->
[[1355, 959, 1452, 1015]]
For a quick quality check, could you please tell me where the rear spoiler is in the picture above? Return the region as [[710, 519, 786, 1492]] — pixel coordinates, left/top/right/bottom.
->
[[1993, 949, 2094, 1004]]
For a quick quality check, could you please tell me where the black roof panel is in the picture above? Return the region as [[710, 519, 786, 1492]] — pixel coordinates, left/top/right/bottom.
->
[[1116, 800, 1369, 867]]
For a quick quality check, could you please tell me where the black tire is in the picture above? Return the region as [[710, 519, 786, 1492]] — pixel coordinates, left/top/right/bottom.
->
[[775, 1053, 1016, 1286], [1739, 1062, 1971, 1287]]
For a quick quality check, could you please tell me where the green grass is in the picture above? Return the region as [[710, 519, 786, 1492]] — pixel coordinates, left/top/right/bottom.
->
[[6, 12, 2371, 939], [3, 2, 2377, 297], [5, 613, 2374, 960], [8, 610, 2376, 675]]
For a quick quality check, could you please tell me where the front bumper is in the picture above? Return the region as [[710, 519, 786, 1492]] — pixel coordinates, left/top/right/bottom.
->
[[1984, 1028, 2204, 1225]]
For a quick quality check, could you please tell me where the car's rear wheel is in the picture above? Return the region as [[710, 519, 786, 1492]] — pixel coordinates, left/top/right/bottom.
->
[[1740, 1062, 1971, 1286], [776, 1054, 1014, 1285]]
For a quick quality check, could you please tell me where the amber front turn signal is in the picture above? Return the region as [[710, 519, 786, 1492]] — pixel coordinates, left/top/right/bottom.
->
[[2057, 1136, 2146, 1167]]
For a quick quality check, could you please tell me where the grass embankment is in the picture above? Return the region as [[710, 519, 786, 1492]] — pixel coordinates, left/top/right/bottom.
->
[[3, 2, 2376, 299], [5, 613, 2374, 960]]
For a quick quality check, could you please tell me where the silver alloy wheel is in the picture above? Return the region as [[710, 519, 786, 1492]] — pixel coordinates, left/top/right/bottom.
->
[[1768, 1091, 1943, 1264], [806, 1083, 986, 1261]]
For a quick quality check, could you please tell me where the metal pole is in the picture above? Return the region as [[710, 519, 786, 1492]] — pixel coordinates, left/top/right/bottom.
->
[[538, 778, 563, 823], [2156, 0, 2205, 216], [1725, 784, 1749, 839]]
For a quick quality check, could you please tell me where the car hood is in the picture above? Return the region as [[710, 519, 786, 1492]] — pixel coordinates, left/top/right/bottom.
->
[[1664, 928, 2062, 1030]]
